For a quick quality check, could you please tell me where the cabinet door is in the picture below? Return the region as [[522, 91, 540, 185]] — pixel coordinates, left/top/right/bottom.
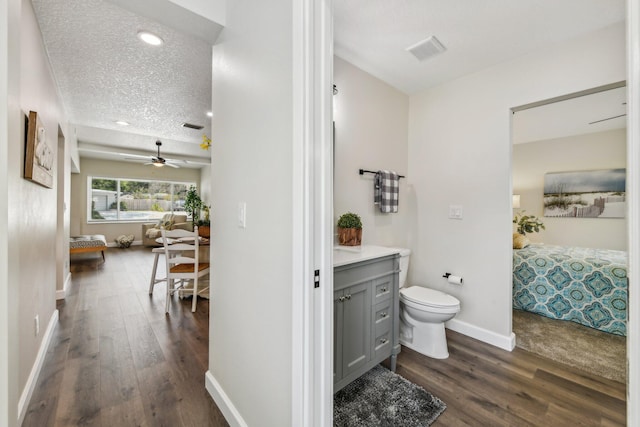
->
[[341, 282, 371, 378]]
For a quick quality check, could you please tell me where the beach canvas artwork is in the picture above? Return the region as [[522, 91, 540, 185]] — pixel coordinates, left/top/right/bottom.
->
[[543, 169, 626, 218]]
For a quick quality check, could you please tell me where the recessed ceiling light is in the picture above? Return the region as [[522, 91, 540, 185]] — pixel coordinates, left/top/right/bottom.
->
[[206, 111, 213, 117], [137, 30, 164, 46], [114, 120, 130, 126]]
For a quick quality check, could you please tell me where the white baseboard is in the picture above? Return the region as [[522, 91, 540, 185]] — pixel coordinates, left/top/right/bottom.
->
[[56, 272, 72, 300], [205, 370, 248, 427], [17, 309, 59, 426], [446, 318, 516, 351]]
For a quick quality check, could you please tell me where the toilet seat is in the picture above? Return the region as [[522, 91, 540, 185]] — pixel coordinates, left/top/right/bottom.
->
[[400, 286, 460, 310]]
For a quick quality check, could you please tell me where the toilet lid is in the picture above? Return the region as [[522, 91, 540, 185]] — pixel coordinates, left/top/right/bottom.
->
[[401, 286, 460, 308]]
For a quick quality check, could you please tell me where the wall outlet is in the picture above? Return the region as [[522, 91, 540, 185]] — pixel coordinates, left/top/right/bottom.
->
[[34, 315, 40, 336]]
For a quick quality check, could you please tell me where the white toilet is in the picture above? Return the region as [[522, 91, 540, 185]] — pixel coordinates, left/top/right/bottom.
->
[[395, 248, 460, 359]]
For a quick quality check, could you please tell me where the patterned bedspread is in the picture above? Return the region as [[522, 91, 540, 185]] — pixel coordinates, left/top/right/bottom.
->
[[513, 244, 627, 336]]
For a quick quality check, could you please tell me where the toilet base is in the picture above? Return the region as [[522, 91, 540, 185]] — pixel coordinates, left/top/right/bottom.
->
[[399, 319, 450, 359]]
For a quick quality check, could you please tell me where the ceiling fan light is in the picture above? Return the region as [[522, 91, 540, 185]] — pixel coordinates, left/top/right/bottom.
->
[[137, 30, 164, 46], [152, 161, 164, 167]]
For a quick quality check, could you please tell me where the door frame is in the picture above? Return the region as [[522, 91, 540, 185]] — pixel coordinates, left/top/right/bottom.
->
[[626, 0, 639, 424], [291, 0, 333, 426]]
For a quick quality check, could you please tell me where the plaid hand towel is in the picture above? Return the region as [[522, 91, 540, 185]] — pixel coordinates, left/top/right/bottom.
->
[[374, 170, 399, 213]]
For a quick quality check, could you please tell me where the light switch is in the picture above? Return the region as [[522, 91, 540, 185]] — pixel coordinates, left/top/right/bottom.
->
[[449, 205, 463, 220], [238, 202, 246, 228]]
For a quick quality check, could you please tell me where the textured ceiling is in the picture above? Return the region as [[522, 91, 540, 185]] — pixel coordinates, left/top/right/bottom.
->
[[334, 0, 626, 95], [31, 0, 213, 164]]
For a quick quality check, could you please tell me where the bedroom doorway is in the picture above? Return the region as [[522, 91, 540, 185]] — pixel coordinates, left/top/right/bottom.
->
[[510, 82, 628, 384]]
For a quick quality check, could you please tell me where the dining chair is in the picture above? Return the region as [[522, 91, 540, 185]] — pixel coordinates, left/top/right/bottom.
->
[[148, 246, 166, 295], [160, 226, 210, 313]]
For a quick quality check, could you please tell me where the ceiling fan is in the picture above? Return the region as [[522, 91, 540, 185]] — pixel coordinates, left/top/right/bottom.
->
[[589, 102, 627, 125], [144, 140, 179, 168]]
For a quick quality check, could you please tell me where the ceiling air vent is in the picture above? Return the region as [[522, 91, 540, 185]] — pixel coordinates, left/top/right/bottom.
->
[[406, 35, 446, 61], [182, 122, 204, 130]]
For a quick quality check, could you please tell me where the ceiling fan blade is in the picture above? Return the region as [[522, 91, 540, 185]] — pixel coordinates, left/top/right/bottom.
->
[[589, 114, 627, 125], [119, 152, 149, 159], [165, 162, 180, 168]]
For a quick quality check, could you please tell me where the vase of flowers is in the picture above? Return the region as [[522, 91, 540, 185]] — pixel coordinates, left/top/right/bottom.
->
[[513, 211, 545, 235], [512, 210, 545, 249]]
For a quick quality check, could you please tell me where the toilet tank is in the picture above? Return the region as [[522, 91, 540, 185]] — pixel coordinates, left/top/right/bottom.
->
[[394, 248, 411, 288]]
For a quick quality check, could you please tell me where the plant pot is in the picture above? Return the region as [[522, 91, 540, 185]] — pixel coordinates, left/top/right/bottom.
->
[[198, 225, 210, 238], [338, 227, 362, 246]]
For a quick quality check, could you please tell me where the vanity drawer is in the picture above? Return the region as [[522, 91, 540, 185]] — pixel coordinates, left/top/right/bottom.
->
[[373, 275, 393, 303], [373, 300, 392, 336], [373, 330, 392, 360]]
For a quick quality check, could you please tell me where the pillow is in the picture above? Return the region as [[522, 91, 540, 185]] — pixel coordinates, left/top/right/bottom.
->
[[162, 220, 174, 230], [156, 213, 175, 227], [146, 228, 161, 239], [513, 233, 530, 249]]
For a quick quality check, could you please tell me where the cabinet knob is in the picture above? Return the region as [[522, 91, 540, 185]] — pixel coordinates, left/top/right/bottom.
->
[[339, 296, 345, 302], [380, 338, 388, 345], [380, 287, 387, 293], [345, 294, 351, 300], [380, 312, 388, 318]]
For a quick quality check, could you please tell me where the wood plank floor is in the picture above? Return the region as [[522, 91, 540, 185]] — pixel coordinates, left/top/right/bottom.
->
[[23, 246, 228, 427], [391, 333, 626, 426], [23, 246, 626, 426]]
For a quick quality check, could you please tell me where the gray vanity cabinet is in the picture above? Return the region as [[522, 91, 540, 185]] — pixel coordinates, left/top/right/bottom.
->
[[334, 254, 400, 392], [334, 282, 371, 383]]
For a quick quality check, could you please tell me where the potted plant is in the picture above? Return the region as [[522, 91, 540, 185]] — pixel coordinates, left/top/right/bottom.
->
[[512, 210, 545, 249], [184, 185, 203, 228], [197, 205, 211, 238], [337, 212, 363, 246], [513, 210, 545, 235]]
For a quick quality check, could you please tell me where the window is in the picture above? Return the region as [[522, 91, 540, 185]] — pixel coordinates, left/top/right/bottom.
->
[[88, 177, 195, 223]]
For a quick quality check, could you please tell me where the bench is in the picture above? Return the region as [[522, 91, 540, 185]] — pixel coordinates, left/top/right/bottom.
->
[[70, 235, 107, 261]]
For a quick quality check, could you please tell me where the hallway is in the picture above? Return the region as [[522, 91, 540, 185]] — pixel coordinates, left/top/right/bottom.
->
[[22, 247, 228, 426]]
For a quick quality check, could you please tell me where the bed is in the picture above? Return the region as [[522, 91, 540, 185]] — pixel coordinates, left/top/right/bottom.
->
[[513, 244, 627, 336], [70, 235, 107, 261]]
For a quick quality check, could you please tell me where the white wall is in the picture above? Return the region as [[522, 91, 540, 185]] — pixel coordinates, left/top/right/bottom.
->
[[169, 0, 225, 25], [56, 129, 72, 296], [333, 57, 410, 247], [8, 1, 67, 423], [0, 0, 20, 423], [513, 129, 627, 250], [407, 23, 626, 344], [199, 164, 212, 207], [70, 158, 201, 243], [207, 1, 295, 425]]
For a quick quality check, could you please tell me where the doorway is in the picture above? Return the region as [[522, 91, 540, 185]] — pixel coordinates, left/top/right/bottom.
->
[[511, 83, 628, 383]]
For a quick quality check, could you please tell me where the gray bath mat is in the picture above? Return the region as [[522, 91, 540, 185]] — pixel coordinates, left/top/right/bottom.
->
[[334, 365, 446, 426]]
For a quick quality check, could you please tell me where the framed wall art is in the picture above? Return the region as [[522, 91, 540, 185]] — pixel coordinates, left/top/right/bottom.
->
[[25, 110, 54, 188], [543, 169, 626, 218]]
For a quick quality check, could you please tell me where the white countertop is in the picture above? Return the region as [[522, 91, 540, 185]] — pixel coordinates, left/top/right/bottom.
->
[[333, 245, 400, 267]]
